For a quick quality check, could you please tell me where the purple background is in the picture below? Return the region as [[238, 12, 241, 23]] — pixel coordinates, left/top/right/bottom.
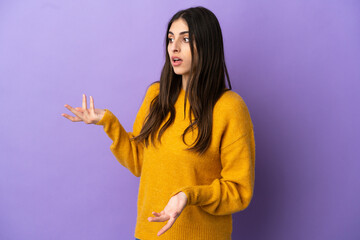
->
[[1, 0, 359, 239]]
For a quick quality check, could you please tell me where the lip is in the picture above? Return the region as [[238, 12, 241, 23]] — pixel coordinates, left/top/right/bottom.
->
[[171, 56, 183, 67]]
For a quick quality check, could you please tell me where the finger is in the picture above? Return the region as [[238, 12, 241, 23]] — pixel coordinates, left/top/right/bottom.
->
[[148, 214, 169, 222], [157, 217, 176, 236], [152, 212, 161, 217], [61, 113, 82, 122], [90, 96, 95, 112], [75, 107, 84, 112], [82, 94, 87, 110], [64, 104, 84, 120]]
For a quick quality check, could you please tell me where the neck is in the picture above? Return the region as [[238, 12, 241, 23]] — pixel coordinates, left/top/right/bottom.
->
[[182, 75, 189, 91]]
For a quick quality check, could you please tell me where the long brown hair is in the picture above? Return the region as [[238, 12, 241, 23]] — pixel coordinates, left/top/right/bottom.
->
[[133, 6, 232, 154]]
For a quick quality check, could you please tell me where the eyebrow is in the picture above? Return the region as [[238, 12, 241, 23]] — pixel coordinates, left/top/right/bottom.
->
[[168, 31, 189, 35]]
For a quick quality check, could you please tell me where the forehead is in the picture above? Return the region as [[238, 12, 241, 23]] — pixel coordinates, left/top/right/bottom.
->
[[169, 18, 189, 34]]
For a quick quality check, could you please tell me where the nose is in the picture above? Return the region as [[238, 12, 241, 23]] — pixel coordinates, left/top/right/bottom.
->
[[169, 39, 180, 53]]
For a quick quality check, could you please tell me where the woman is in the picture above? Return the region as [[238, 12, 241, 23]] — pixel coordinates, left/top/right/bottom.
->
[[62, 6, 255, 240]]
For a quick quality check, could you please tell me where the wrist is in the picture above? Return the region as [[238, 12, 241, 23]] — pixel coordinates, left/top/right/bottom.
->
[[97, 109, 105, 121], [178, 192, 188, 203], [95, 109, 106, 124]]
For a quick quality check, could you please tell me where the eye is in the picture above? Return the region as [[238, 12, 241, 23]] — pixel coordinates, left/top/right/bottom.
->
[[168, 37, 174, 43], [184, 37, 190, 43]]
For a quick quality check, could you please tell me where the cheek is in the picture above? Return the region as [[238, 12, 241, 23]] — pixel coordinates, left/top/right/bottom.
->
[[185, 47, 192, 63]]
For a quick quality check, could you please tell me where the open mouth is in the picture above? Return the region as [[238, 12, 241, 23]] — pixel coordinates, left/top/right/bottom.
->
[[172, 57, 183, 66]]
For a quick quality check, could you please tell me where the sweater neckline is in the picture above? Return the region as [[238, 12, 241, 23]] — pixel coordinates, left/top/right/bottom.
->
[[180, 87, 185, 96]]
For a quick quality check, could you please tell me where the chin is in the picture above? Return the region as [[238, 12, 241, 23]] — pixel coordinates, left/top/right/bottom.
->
[[173, 69, 188, 76]]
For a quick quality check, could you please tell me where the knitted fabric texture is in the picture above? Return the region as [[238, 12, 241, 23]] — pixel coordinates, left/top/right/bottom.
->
[[96, 83, 255, 240]]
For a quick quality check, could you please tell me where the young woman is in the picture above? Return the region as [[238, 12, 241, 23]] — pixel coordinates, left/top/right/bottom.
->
[[62, 6, 255, 240]]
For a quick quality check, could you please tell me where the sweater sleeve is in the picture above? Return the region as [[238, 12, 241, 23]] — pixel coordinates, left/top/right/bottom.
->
[[96, 83, 159, 177], [170, 95, 255, 216]]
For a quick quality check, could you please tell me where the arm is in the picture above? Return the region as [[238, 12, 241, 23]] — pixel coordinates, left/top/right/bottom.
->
[[172, 130, 255, 215], [62, 84, 159, 177], [95, 109, 144, 177], [96, 83, 159, 177], [171, 96, 256, 215]]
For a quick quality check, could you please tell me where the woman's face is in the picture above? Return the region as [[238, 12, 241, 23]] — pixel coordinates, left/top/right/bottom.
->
[[167, 18, 193, 80]]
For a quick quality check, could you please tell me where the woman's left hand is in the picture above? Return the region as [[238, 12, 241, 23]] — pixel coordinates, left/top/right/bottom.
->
[[148, 191, 188, 236]]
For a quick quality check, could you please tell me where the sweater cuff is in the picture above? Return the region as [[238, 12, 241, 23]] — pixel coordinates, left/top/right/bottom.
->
[[96, 109, 113, 126], [171, 185, 212, 207], [170, 188, 191, 206]]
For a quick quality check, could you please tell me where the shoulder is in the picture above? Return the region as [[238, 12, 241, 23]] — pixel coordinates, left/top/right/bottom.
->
[[133, 82, 160, 129], [214, 89, 250, 117], [213, 89, 254, 135], [146, 81, 160, 96], [142, 81, 160, 103], [147, 81, 160, 94]]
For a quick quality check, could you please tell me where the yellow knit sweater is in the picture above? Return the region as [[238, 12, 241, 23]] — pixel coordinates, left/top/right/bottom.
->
[[96, 82, 255, 240]]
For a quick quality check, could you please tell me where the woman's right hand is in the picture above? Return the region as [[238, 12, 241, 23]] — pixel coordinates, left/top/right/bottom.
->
[[62, 94, 105, 124]]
